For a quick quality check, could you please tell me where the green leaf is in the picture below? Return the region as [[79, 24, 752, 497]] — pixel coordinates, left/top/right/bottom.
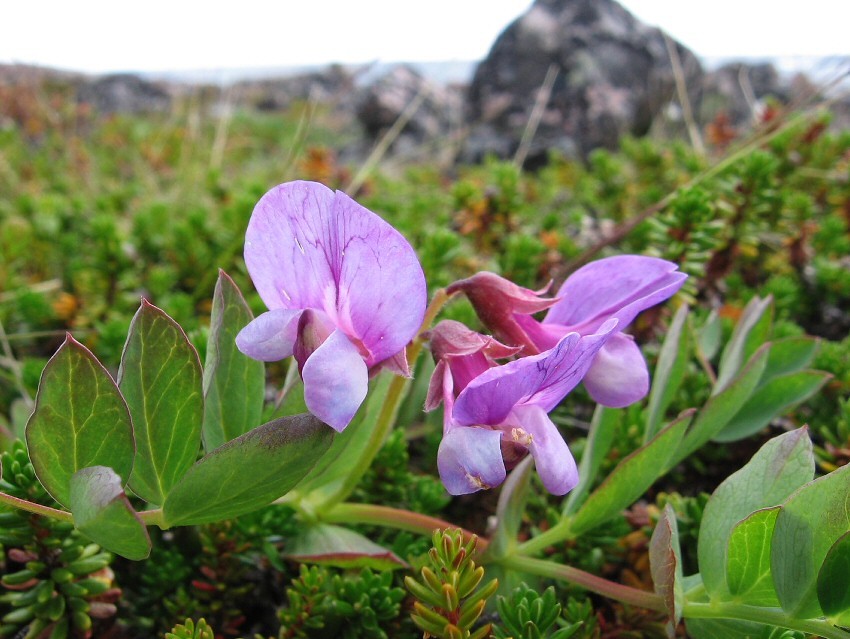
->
[[759, 336, 819, 387], [771, 462, 850, 618], [725, 507, 780, 606], [715, 296, 773, 393], [645, 304, 690, 442], [649, 504, 683, 635], [562, 405, 620, 516], [162, 413, 334, 526], [569, 410, 692, 536], [25, 335, 134, 507], [118, 300, 204, 505], [818, 531, 850, 627], [673, 344, 769, 465], [714, 370, 830, 442], [69, 466, 150, 560], [695, 309, 722, 361], [486, 456, 534, 560], [698, 428, 814, 599], [685, 618, 783, 639], [286, 523, 407, 570], [201, 270, 265, 452]]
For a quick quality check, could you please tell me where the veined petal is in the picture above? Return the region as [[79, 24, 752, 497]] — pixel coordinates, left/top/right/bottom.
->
[[511, 404, 578, 495], [302, 329, 369, 432], [245, 181, 338, 312], [235, 309, 303, 361], [329, 188, 426, 365], [582, 333, 650, 407], [453, 319, 618, 427], [244, 181, 426, 367], [437, 427, 506, 495], [544, 256, 687, 332]]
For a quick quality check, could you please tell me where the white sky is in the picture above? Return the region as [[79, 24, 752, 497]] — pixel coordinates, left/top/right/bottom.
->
[[1, 1, 848, 74]]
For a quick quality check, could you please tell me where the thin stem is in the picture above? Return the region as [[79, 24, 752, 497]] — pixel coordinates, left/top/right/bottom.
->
[[515, 519, 573, 556], [323, 502, 487, 551], [514, 64, 559, 168], [683, 601, 850, 639], [314, 289, 450, 509], [663, 32, 704, 156], [0, 492, 73, 523], [138, 508, 164, 527], [500, 555, 665, 612]]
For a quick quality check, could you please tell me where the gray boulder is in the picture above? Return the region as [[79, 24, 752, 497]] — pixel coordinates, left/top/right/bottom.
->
[[700, 62, 788, 127], [77, 74, 171, 114], [235, 65, 355, 112], [355, 65, 463, 152], [464, 0, 702, 165]]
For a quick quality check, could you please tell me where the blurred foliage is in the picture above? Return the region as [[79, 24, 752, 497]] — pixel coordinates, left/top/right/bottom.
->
[[2, 81, 850, 636]]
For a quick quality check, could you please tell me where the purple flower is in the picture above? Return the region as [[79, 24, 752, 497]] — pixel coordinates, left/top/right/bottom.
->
[[236, 181, 427, 432], [449, 256, 686, 408], [426, 319, 617, 496]]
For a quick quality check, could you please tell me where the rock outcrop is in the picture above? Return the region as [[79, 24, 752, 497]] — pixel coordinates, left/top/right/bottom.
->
[[355, 65, 463, 153], [463, 0, 703, 165], [77, 74, 171, 114]]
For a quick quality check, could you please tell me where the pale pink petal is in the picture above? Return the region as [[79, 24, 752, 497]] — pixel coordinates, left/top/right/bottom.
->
[[437, 427, 506, 495], [425, 359, 448, 412], [511, 404, 578, 495], [370, 350, 411, 378], [582, 333, 650, 407], [235, 309, 303, 362], [427, 320, 521, 361], [302, 329, 369, 432], [544, 256, 687, 332]]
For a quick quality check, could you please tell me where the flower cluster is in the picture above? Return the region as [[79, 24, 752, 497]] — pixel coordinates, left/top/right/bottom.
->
[[237, 181, 685, 496]]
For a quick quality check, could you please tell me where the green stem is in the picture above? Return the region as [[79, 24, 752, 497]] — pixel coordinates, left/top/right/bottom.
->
[[515, 519, 573, 556], [314, 289, 449, 509], [138, 508, 164, 527], [500, 555, 665, 612], [683, 602, 850, 639], [0, 491, 73, 523], [323, 502, 487, 550]]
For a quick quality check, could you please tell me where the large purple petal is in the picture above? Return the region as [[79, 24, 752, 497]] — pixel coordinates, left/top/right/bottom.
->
[[544, 256, 687, 332], [245, 182, 338, 312], [453, 319, 617, 427], [302, 329, 368, 432], [582, 333, 650, 408], [437, 427, 506, 495], [235, 309, 303, 361], [331, 188, 426, 364], [244, 181, 427, 367], [511, 404, 578, 495]]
